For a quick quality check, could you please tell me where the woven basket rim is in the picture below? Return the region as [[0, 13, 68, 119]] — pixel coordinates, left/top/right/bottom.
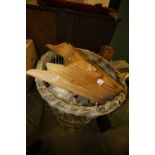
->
[[35, 49, 127, 117]]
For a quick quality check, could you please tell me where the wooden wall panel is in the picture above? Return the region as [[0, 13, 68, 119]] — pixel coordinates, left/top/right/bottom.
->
[[27, 8, 57, 56], [26, 5, 119, 57], [76, 16, 117, 51]]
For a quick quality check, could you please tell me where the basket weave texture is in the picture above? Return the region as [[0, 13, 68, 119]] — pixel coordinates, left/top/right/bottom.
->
[[35, 49, 127, 129]]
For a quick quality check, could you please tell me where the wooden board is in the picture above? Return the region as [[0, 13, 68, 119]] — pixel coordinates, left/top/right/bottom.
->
[[26, 39, 38, 92], [26, 39, 38, 71], [27, 43, 124, 101]]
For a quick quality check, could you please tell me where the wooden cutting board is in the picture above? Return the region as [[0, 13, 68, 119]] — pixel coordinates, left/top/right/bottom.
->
[[27, 42, 124, 101]]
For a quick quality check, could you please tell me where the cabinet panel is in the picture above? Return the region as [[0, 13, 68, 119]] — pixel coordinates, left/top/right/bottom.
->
[[27, 5, 119, 56]]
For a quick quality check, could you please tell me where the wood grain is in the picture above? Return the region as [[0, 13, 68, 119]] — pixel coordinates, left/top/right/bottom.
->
[[27, 43, 124, 101]]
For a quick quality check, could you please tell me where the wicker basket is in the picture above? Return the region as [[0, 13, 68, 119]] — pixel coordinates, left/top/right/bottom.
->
[[35, 49, 127, 130]]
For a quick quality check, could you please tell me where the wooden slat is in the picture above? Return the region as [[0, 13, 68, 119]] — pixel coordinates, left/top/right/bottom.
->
[[27, 43, 124, 101]]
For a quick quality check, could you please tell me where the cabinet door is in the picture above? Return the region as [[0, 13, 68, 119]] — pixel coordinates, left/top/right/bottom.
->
[[27, 5, 119, 56], [76, 15, 118, 52]]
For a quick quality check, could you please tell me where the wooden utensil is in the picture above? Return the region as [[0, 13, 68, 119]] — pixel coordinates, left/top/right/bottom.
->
[[27, 42, 124, 101]]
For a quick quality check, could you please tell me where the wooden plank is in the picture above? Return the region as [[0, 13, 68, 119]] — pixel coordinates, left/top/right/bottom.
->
[[27, 43, 124, 101]]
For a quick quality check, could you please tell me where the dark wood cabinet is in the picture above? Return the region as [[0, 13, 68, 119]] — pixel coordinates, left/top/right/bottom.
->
[[27, 4, 119, 57]]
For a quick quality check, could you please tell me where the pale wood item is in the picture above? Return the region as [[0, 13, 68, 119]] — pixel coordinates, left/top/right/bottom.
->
[[26, 39, 38, 79], [27, 43, 124, 101]]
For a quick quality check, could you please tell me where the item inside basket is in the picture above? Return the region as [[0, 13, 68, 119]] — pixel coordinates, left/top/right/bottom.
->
[[27, 42, 124, 102]]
